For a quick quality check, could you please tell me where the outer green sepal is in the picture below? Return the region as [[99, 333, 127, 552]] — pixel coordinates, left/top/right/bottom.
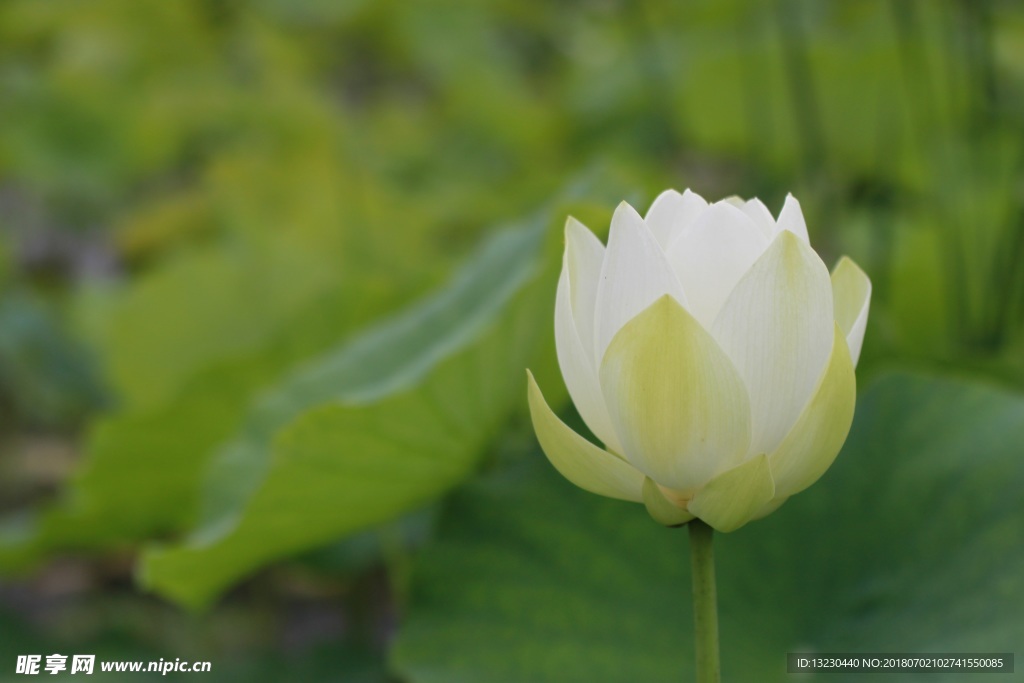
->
[[687, 454, 775, 532], [527, 370, 644, 502], [642, 477, 695, 526], [767, 323, 856, 499], [831, 256, 871, 366]]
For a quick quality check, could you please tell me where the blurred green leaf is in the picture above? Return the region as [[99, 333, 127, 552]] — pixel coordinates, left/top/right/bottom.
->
[[94, 243, 335, 412], [391, 372, 1024, 683], [139, 215, 558, 608], [886, 221, 952, 358], [5, 283, 400, 558], [0, 240, 11, 287], [0, 292, 106, 429], [0, 0, 228, 211]]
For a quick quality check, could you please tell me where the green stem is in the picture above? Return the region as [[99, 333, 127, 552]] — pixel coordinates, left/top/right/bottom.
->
[[689, 520, 720, 683]]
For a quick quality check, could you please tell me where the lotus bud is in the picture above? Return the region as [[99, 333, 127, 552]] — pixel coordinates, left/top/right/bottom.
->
[[527, 190, 870, 532]]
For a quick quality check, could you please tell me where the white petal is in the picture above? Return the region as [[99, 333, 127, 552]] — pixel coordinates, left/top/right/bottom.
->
[[776, 193, 810, 242], [599, 296, 751, 493], [831, 256, 871, 367], [564, 216, 604, 368], [740, 198, 776, 239], [528, 372, 644, 502], [593, 201, 687, 363], [644, 189, 709, 249], [555, 268, 625, 455], [665, 202, 769, 329], [711, 231, 834, 456]]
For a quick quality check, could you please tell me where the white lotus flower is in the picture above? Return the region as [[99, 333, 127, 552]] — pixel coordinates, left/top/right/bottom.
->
[[527, 189, 870, 532]]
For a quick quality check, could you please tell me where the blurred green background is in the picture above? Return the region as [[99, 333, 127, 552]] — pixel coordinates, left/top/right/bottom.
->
[[1, 0, 1023, 681]]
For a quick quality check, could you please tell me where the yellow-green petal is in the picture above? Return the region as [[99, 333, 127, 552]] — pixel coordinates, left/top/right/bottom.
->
[[750, 495, 789, 521], [642, 477, 694, 526], [767, 323, 856, 498], [687, 454, 775, 532], [599, 295, 751, 493], [831, 256, 871, 366], [527, 371, 644, 502]]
